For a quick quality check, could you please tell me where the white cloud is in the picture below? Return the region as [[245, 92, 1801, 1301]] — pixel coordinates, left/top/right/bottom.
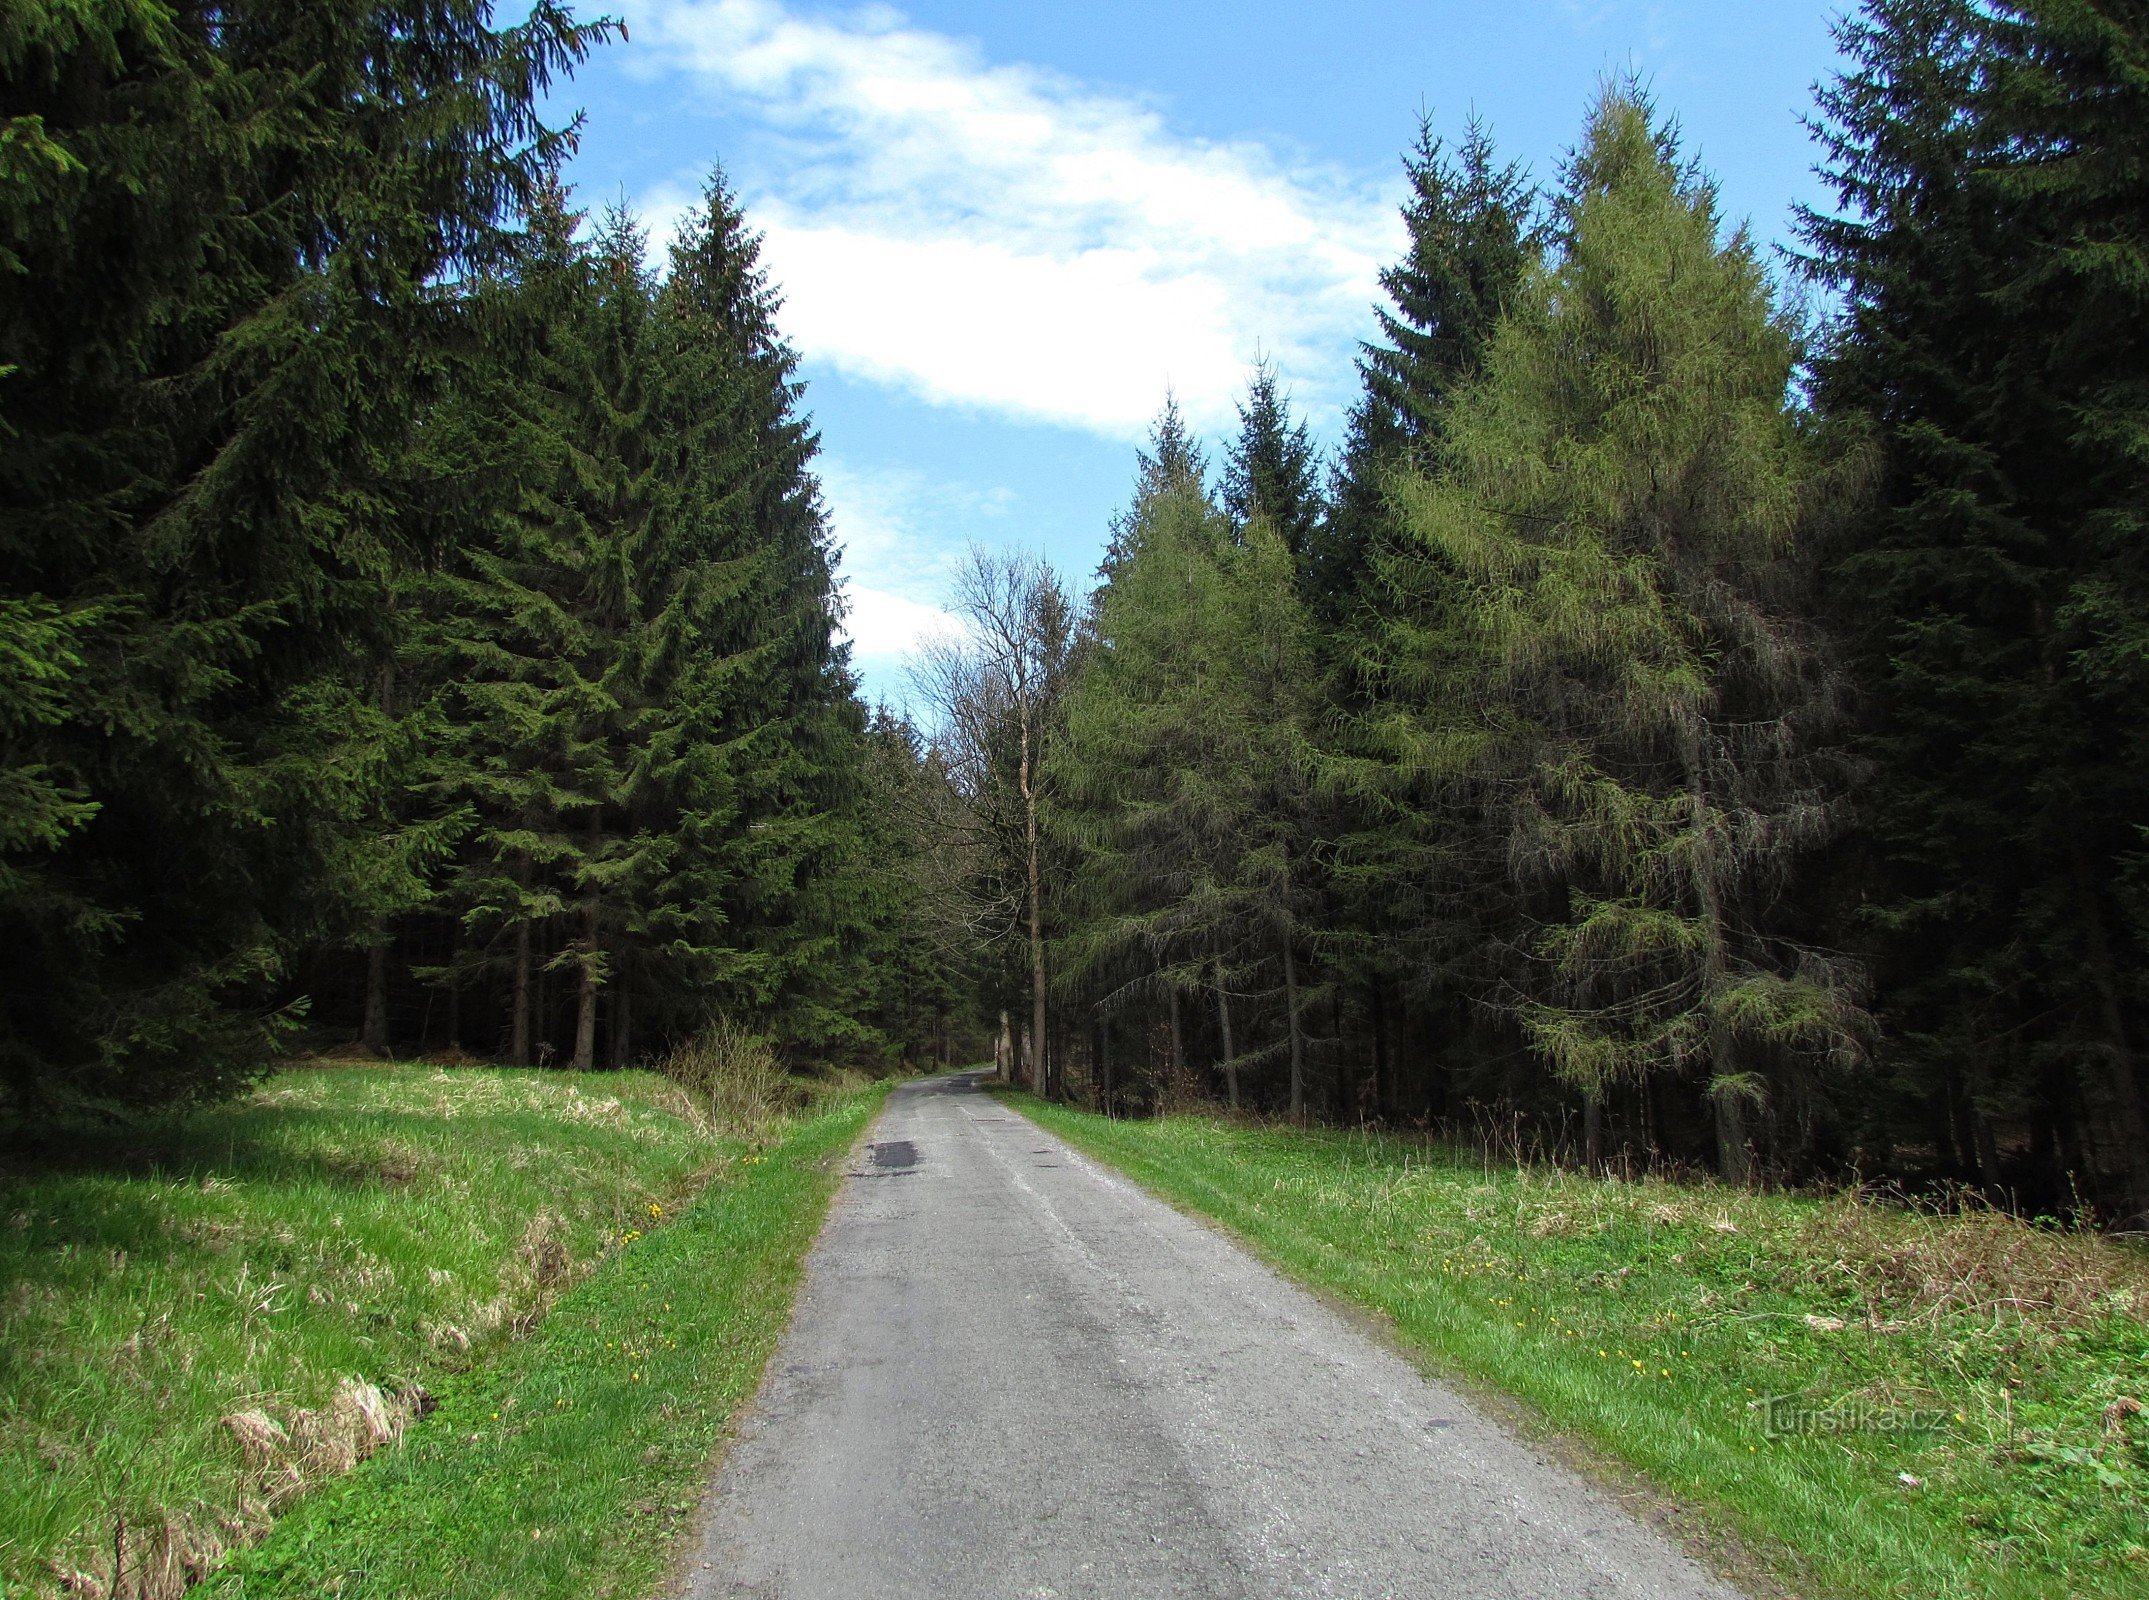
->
[[623, 0, 1403, 438], [841, 582, 960, 660], [816, 458, 996, 663]]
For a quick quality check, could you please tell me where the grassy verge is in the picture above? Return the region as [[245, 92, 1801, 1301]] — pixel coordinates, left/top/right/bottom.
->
[[198, 1079, 883, 1599], [1009, 1095, 2149, 1600], [1, 1063, 883, 1599]]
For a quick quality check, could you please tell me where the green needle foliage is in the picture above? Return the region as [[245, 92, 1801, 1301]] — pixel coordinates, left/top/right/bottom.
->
[[1804, 0, 2149, 1216], [1, 8, 965, 1117], [1311, 114, 1541, 625], [0, 0, 607, 1112], [1379, 87, 1866, 1177], [1058, 402, 1324, 1115]]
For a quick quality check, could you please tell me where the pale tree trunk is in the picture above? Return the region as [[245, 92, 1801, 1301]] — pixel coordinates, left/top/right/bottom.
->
[[571, 935, 598, 1071], [571, 822, 601, 1072], [996, 1009, 1012, 1081], [1283, 936, 1306, 1122], [361, 944, 391, 1057], [1215, 949, 1239, 1110], [1021, 719, 1048, 1098]]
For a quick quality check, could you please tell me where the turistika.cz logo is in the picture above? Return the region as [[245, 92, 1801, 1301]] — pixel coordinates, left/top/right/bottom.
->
[[1757, 1394, 1951, 1439]]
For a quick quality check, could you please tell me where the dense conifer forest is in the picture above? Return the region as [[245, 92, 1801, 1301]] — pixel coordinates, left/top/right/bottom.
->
[[6, 0, 2148, 1229]]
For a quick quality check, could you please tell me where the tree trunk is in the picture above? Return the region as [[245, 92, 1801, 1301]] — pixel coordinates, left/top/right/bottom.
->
[[534, 928, 551, 1063], [1939, 1062, 1973, 1176], [358, 660, 398, 1062], [1583, 1089, 1604, 1173], [1328, 987, 1346, 1121], [1098, 1011, 1112, 1117], [996, 1009, 1012, 1082], [1215, 950, 1239, 1111], [572, 812, 604, 1073], [571, 953, 598, 1071], [511, 918, 532, 1066], [361, 943, 391, 1058], [1370, 981, 1389, 1122], [1283, 936, 1305, 1122], [1685, 724, 1749, 1185], [1972, 1106, 2003, 1192], [1020, 722, 1048, 1098], [1168, 984, 1185, 1089], [1715, 1089, 1751, 1187], [446, 971, 462, 1054]]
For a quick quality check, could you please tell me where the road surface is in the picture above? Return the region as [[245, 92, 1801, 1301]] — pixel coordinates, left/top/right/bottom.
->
[[680, 1072, 1743, 1600]]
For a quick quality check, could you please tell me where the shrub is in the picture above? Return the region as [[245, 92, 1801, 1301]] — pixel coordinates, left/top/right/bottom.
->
[[659, 1022, 797, 1136]]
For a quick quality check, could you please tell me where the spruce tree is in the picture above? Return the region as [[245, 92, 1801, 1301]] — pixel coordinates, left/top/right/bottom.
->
[[1309, 116, 1539, 620], [419, 184, 627, 1067], [1385, 87, 1863, 1176], [0, 0, 605, 1110], [655, 172, 868, 1056], [1058, 403, 1325, 1114], [1311, 117, 1542, 1120], [1222, 363, 1322, 561], [1805, 0, 2149, 1213]]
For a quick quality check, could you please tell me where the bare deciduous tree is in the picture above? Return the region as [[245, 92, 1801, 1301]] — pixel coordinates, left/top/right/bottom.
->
[[914, 550, 1077, 1095]]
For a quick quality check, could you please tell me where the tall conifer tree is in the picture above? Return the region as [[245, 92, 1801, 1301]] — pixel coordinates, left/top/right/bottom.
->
[[0, 0, 604, 1108], [1805, 0, 2149, 1211], [1385, 88, 1863, 1176], [1309, 116, 1539, 620], [1223, 363, 1322, 561]]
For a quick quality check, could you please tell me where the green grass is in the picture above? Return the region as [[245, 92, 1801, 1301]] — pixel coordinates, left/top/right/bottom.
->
[[0, 1063, 882, 1599], [1009, 1096, 2149, 1600], [206, 1080, 884, 1599]]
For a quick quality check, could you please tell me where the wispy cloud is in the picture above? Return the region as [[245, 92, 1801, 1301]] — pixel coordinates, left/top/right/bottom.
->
[[817, 460, 998, 667], [624, 0, 1403, 438], [842, 582, 958, 666]]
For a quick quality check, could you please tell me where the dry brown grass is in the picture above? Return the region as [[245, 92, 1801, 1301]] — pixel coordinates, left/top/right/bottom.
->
[[48, 1380, 428, 1600], [1789, 1187, 2149, 1333], [657, 1021, 798, 1136], [1457, 1157, 2149, 1336]]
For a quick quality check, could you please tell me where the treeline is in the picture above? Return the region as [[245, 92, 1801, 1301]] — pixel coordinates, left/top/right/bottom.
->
[[931, 1, 2149, 1225], [0, 2, 973, 1114]]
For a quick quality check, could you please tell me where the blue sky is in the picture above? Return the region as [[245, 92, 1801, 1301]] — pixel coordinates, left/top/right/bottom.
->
[[554, 1, 1855, 705]]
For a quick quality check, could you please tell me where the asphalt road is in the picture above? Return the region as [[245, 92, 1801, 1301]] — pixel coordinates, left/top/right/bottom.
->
[[680, 1072, 1744, 1600]]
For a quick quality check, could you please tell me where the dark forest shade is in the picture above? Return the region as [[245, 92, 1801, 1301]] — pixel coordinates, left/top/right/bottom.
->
[[0, 4, 967, 1112], [1803, 0, 2149, 1214], [0, 0, 606, 1107]]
